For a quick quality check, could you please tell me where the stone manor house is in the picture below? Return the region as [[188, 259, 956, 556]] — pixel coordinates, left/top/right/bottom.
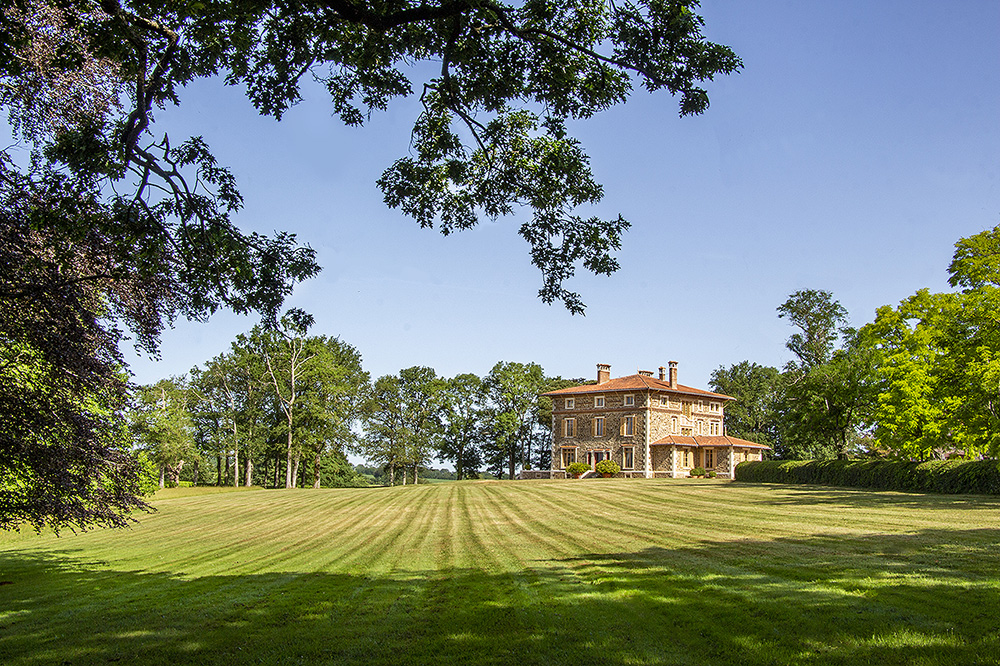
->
[[541, 363, 770, 479]]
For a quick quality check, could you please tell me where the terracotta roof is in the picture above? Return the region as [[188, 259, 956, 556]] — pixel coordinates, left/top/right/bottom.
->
[[650, 435, 772, 450], [541, 373, 733, 400]]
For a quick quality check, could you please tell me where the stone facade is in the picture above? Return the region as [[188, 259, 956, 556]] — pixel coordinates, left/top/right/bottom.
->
[[543, 363, 770, 479]]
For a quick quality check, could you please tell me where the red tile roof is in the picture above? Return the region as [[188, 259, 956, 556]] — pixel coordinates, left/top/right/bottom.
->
[[651, 435, 771, 450], [541, 373, 733, 400]]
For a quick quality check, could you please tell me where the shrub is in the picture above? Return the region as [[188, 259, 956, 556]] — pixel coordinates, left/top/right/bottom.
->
[[595, 459, 621, 476], [706, 470, 718, 478], [690, 466, 706, 477], [735, 459, 1000, 495], [565, 462, 590, 476]]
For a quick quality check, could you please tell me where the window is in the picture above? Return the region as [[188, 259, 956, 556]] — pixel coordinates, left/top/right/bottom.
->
[[681, 427, 692, 436], [564, 418, 576, 438], [594, 395, 605, 408], [659, 396, 668, 406], [624, 394, 635, 406], [594, 417, 605, 437], [561, 448, 576, 468], [698, 399, 704, 412], [705, 449, 715, 468], [710, 402, 720, 413], [622, 415, 635, 436], [683, 450, 690, 467], [623, 447, 634, 469], [565, 398, 575, 410], [709, 421, 720, 436], [682, 401, 692, 418], [671, 416, 678, 433], [697, 420, 704, 435]]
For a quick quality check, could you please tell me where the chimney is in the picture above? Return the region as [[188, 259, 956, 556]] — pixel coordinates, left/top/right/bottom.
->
[[658, 366, 666, 381], [639, 369, 653, 377], [597, 363, 611, 384], [668, 361, 678, 389]]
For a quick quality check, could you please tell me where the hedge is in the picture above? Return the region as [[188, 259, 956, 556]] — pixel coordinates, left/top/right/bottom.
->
[[734, 459, 1000, 495]]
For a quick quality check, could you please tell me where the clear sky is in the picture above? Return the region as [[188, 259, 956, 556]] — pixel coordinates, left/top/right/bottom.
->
[[126, 0, 1000, 395]]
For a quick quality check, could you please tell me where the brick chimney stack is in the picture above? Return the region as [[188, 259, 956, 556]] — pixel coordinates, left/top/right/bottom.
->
[[597, 363, 611, 384], [668, 361, 678, 389], [658, 366, 666, 381]]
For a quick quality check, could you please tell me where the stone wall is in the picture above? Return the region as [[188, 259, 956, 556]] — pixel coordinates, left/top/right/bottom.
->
[[551, 390, 648, 474]]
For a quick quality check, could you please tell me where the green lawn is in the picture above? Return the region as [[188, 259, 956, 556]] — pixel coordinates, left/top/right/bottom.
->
[[1, 480, 998, 665]]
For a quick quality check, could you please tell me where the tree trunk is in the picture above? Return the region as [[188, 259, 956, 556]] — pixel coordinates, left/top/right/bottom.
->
[[158, 465, 165, 489], [388, 464, 395, 486], [456, 448, 464, 481], [216, 455, 223, 486], [413, 464, 418, 485], [285, 414, 294, 488], [291, 454, 301, 488], [192, 461, 199, 487], [313, 452, 322, 488], [245, 455, 253, 488]]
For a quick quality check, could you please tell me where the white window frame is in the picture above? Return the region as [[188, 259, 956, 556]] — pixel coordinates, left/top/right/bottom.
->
[[565, 397, 575, 410], [624, 394, 635, 407], [710, 402, 720, 413], [594, 395, 605, 408], [623, 415, 635, 436], [698, 399, 704, 412], [564, 418, 576, 438], [672, 416, 678, 433], [622, 447, 635, 470], [594, 416, 605, 437]]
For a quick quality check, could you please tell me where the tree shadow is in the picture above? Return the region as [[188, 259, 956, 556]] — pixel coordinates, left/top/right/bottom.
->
[[1, 528, 999, 665], [731, 482, 1000, 510]]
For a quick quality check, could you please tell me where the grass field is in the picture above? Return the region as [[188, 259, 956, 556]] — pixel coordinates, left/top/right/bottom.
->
[[1, 480, 998, 665]]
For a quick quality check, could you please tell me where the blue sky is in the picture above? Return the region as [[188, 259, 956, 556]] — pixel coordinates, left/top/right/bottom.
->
[[126, 0, 1000, 394]]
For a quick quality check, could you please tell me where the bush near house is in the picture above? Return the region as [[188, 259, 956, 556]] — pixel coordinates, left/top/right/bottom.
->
[[594, 459, 621, 476], [565, 462, 590, 477], [735, 459, 1000, 495]]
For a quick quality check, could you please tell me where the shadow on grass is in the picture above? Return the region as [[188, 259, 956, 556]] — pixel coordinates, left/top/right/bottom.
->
[[733, 482, 1000, 510], [1, 528, 999, 666]]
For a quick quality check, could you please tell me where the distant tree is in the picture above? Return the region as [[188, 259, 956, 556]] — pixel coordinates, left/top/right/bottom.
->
[[396, 367, 447, 484], [780, 335, 876, 460], [777, 289, 849, 371], [438, 373, 486, 480], [130, 377, 198, 488], [482, 361, 546, 479], [774, 290, 874, 460], [709, 362, 782, 447], [360, 375, 408, 485]]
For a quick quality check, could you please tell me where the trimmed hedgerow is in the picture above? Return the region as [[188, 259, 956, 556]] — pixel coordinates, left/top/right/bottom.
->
[[735, 459, 1000, 495]]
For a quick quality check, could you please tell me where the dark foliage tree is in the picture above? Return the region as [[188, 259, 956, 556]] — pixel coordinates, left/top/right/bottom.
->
[[708, 362, 782, 447]]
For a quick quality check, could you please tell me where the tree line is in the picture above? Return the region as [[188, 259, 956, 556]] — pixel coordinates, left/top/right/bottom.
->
[[131, 311, 572, 488], [712, 225, 1000, 462]]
